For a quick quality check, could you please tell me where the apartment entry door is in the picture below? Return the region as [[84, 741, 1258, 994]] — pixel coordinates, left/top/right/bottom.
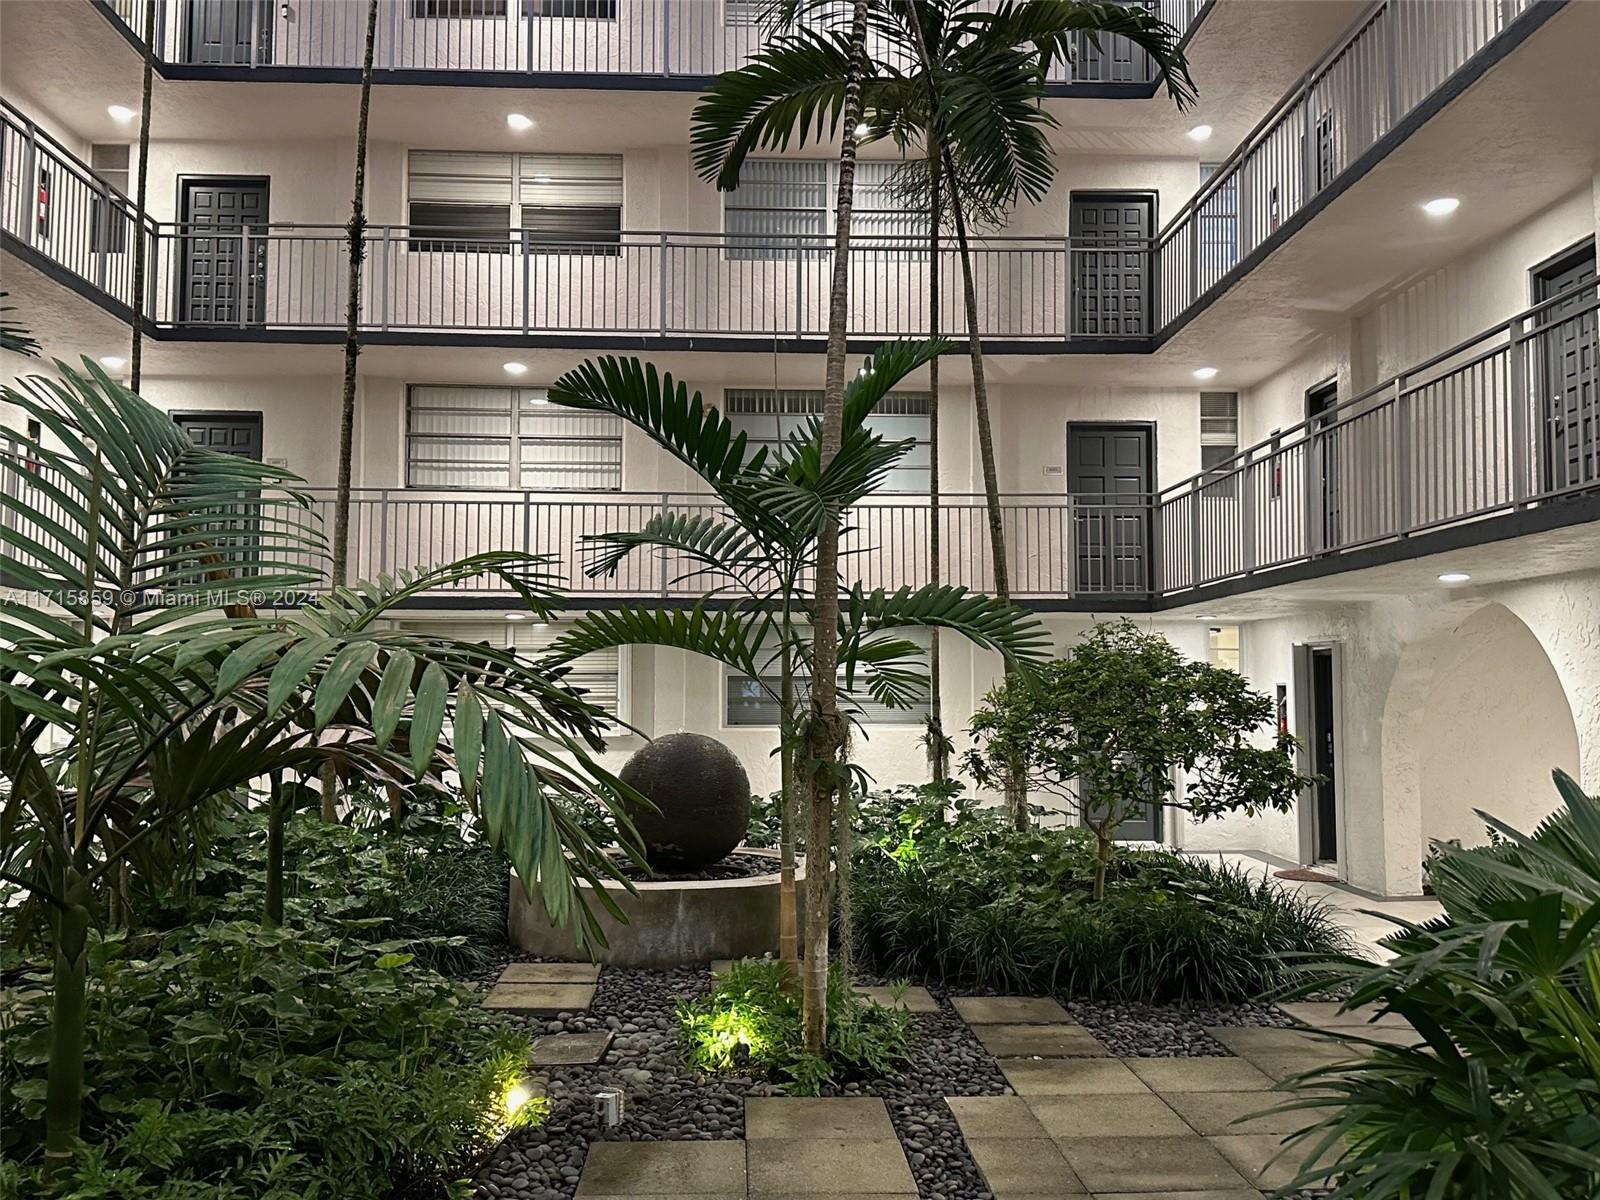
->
[[172, 411, 264, 460], [1533, 241, 1597, 494], [1070, 193, 1153, 338], [1066, 423, 1151, 595], [1305, 379, 1341, 550], [179, 178, 270, 325], [184, 0, 274, 66], [1293, 643, 1341, 867]]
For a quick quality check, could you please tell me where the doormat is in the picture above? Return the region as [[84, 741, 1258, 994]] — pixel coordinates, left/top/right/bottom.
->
[[1274, 868, 1338, 883]]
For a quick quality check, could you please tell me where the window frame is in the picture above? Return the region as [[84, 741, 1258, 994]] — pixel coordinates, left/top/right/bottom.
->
[[721, 386, 933, 495], [722, 625, 932, 729], [404, 383, 624, 492], [722, 158, 928, 261], [405, 149, 624, 256]]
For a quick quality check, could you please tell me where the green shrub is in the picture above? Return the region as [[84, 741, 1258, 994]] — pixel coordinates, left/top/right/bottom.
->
[[1275, 771, 1600, 1199], [142, 806, 509, 974], [851, 784, 1346, 1002], [0, 923, 540, 1199], [677, 959, 912, 1094]]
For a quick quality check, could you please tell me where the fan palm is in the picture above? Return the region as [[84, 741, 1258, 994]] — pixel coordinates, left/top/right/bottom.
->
[[543, 338, 1051, 1033], [692, 0, 1195, 823], [0, 362, 639, 1168], [1272, 771, 1600, 1199]]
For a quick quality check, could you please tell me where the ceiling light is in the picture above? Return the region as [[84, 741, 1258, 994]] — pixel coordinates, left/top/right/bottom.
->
[[502, 361, 528, 376], [1437, 571, 1471, 584], [1187, 123, 1212, 141], [506, 112, 534, 132], [1421, 197, 1460, 217], [532, 174, 552, 183], [107, 104, 136, 123], [1193, 366, 1218, 381], [504, 611, 529, 621], [99, 355, 127, 369], [854, 122, 870, 137]]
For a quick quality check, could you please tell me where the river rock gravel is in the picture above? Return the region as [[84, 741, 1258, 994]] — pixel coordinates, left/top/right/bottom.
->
[[469, 964, 1307, 1200]]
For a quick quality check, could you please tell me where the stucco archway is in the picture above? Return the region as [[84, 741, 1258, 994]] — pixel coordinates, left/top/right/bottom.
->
[[1380, 601, 1580, 891]]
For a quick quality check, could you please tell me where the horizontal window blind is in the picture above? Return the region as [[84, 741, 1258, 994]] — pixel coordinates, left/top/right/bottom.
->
[[724, 159, 928, 260], [398, 619, 623, 720], [724, 388, 930, 493], [726, 627, 930, 727], [408, 150, 622, 252], [407, 384, 622, 490]]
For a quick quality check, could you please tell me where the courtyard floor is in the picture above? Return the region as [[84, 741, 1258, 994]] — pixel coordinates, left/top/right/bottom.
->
[[475, 962, 1402, 1200]]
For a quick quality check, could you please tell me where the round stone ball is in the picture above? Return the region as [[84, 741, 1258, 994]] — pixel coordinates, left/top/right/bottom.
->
[[618, 733, 752, 869]]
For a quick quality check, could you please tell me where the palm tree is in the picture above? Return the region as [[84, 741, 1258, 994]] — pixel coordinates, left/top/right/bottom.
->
[[0, 362, 639, 1168], [692, 0, 1195, 823]]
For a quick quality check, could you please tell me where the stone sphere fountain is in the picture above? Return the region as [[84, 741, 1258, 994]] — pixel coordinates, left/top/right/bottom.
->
[[507, 733, 809, 966]]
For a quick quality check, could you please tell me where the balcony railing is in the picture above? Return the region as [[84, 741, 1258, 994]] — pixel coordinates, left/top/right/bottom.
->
[[1155, 0, 1542, 328], [1159, 280, 1600, 593], [96, 0, 1205, 84], [2, 283, 1594, 604]]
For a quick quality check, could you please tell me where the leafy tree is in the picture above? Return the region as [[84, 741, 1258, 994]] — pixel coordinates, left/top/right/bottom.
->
[[965, 619, 1313, 899], [692, 0, 1194, 827], [0, 363, 637, 1170]]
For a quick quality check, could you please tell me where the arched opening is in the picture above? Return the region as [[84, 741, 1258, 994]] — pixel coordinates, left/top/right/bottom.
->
[[1415, 604, 1580, 851]]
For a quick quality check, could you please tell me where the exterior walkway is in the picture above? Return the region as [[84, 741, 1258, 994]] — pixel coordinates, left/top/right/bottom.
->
[[566, 993, 1392, 1197], [1199, 852, 1443, 960]]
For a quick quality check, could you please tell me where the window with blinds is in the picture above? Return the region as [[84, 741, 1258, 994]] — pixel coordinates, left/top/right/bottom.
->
[[407, 150, 623, 254], [725, 627, 930, 727], [1200, 391, 1240, 496], [397, 619, 626, 724], [406, 384, 623, 490], [724, 160, 927, 260], [724, 388, 930, 492], [90, 144, 130, 254]]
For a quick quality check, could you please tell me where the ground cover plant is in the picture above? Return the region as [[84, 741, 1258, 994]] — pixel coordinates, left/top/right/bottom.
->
[[0, 923, 540, 1200], [677, 957, 912, 1095], [850, 783, 1347, 1002], [1276, 771, 1600, 1199]]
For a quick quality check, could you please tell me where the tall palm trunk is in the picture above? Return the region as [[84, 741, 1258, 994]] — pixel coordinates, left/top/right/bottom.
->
[[802, 0, 870, 1056], [331, 0, 379, 589], [323, 0, 377, 824], [924, 135, 947, 782], [264, 771, 288, 927], [778, 603, 798, 967], [43, 872, 90, 1172], [128, 0, 156, 391]]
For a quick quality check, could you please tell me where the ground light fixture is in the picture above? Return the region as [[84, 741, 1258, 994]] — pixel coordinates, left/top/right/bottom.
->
[[1193, 367, 1219, 381], [1438, 571, 1472, 584], [1421, 197, 1460, 217], [503, 1081, 535, 1118], [1187, 124, 1213, 141], [506, 113, 535, 132], [503, 361, 528, 376], [107, 104, 137, 123]]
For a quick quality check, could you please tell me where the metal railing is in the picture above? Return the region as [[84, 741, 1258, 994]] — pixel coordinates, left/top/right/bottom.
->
[[97, 0, 1204, 83], [1157, 281, 1600, 593], [1156, 0, 1541, 328]]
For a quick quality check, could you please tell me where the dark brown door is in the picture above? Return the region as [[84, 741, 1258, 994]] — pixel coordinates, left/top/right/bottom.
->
[[1067, 423, 1150, 595], [1534, 243, 1597, 494], [1306, 379, 1340, 549], [1311, 648, 1337, 862], [1071, 194, 1152, 337], [180, 179, 269, 325], [185, 0, 273, 65], [173, 412, 264, 459]]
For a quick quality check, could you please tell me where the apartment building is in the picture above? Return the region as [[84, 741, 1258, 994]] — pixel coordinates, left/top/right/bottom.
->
[[2, 0, 1596, 897]]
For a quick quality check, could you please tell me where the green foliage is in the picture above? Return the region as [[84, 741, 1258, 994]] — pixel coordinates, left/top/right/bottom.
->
[[1275, 770, 1600, 1199], [0, 923, 541, 1199], [851, 784, 1347, 1002], [966, 620, 1313, 896], [143, 803, 510, 975], [677, 958, 912, 1095]]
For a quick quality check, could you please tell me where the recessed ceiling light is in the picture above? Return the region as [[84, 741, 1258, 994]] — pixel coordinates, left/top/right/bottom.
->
[[107, 104, 136, 123], [1193, 367, 1218, 381], [504, 611, 528, 621], [1187, 124, 1213, 141], [502, 361, 528, 376], [854, 122, 870, 137], [506, 112, 534, 132], [532, 621, 549, 631], [532, 174, 552, 183], [99, 355, 127, 369], [1438, 571, 1472, 584], [1421, 197, 1460, 217]]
